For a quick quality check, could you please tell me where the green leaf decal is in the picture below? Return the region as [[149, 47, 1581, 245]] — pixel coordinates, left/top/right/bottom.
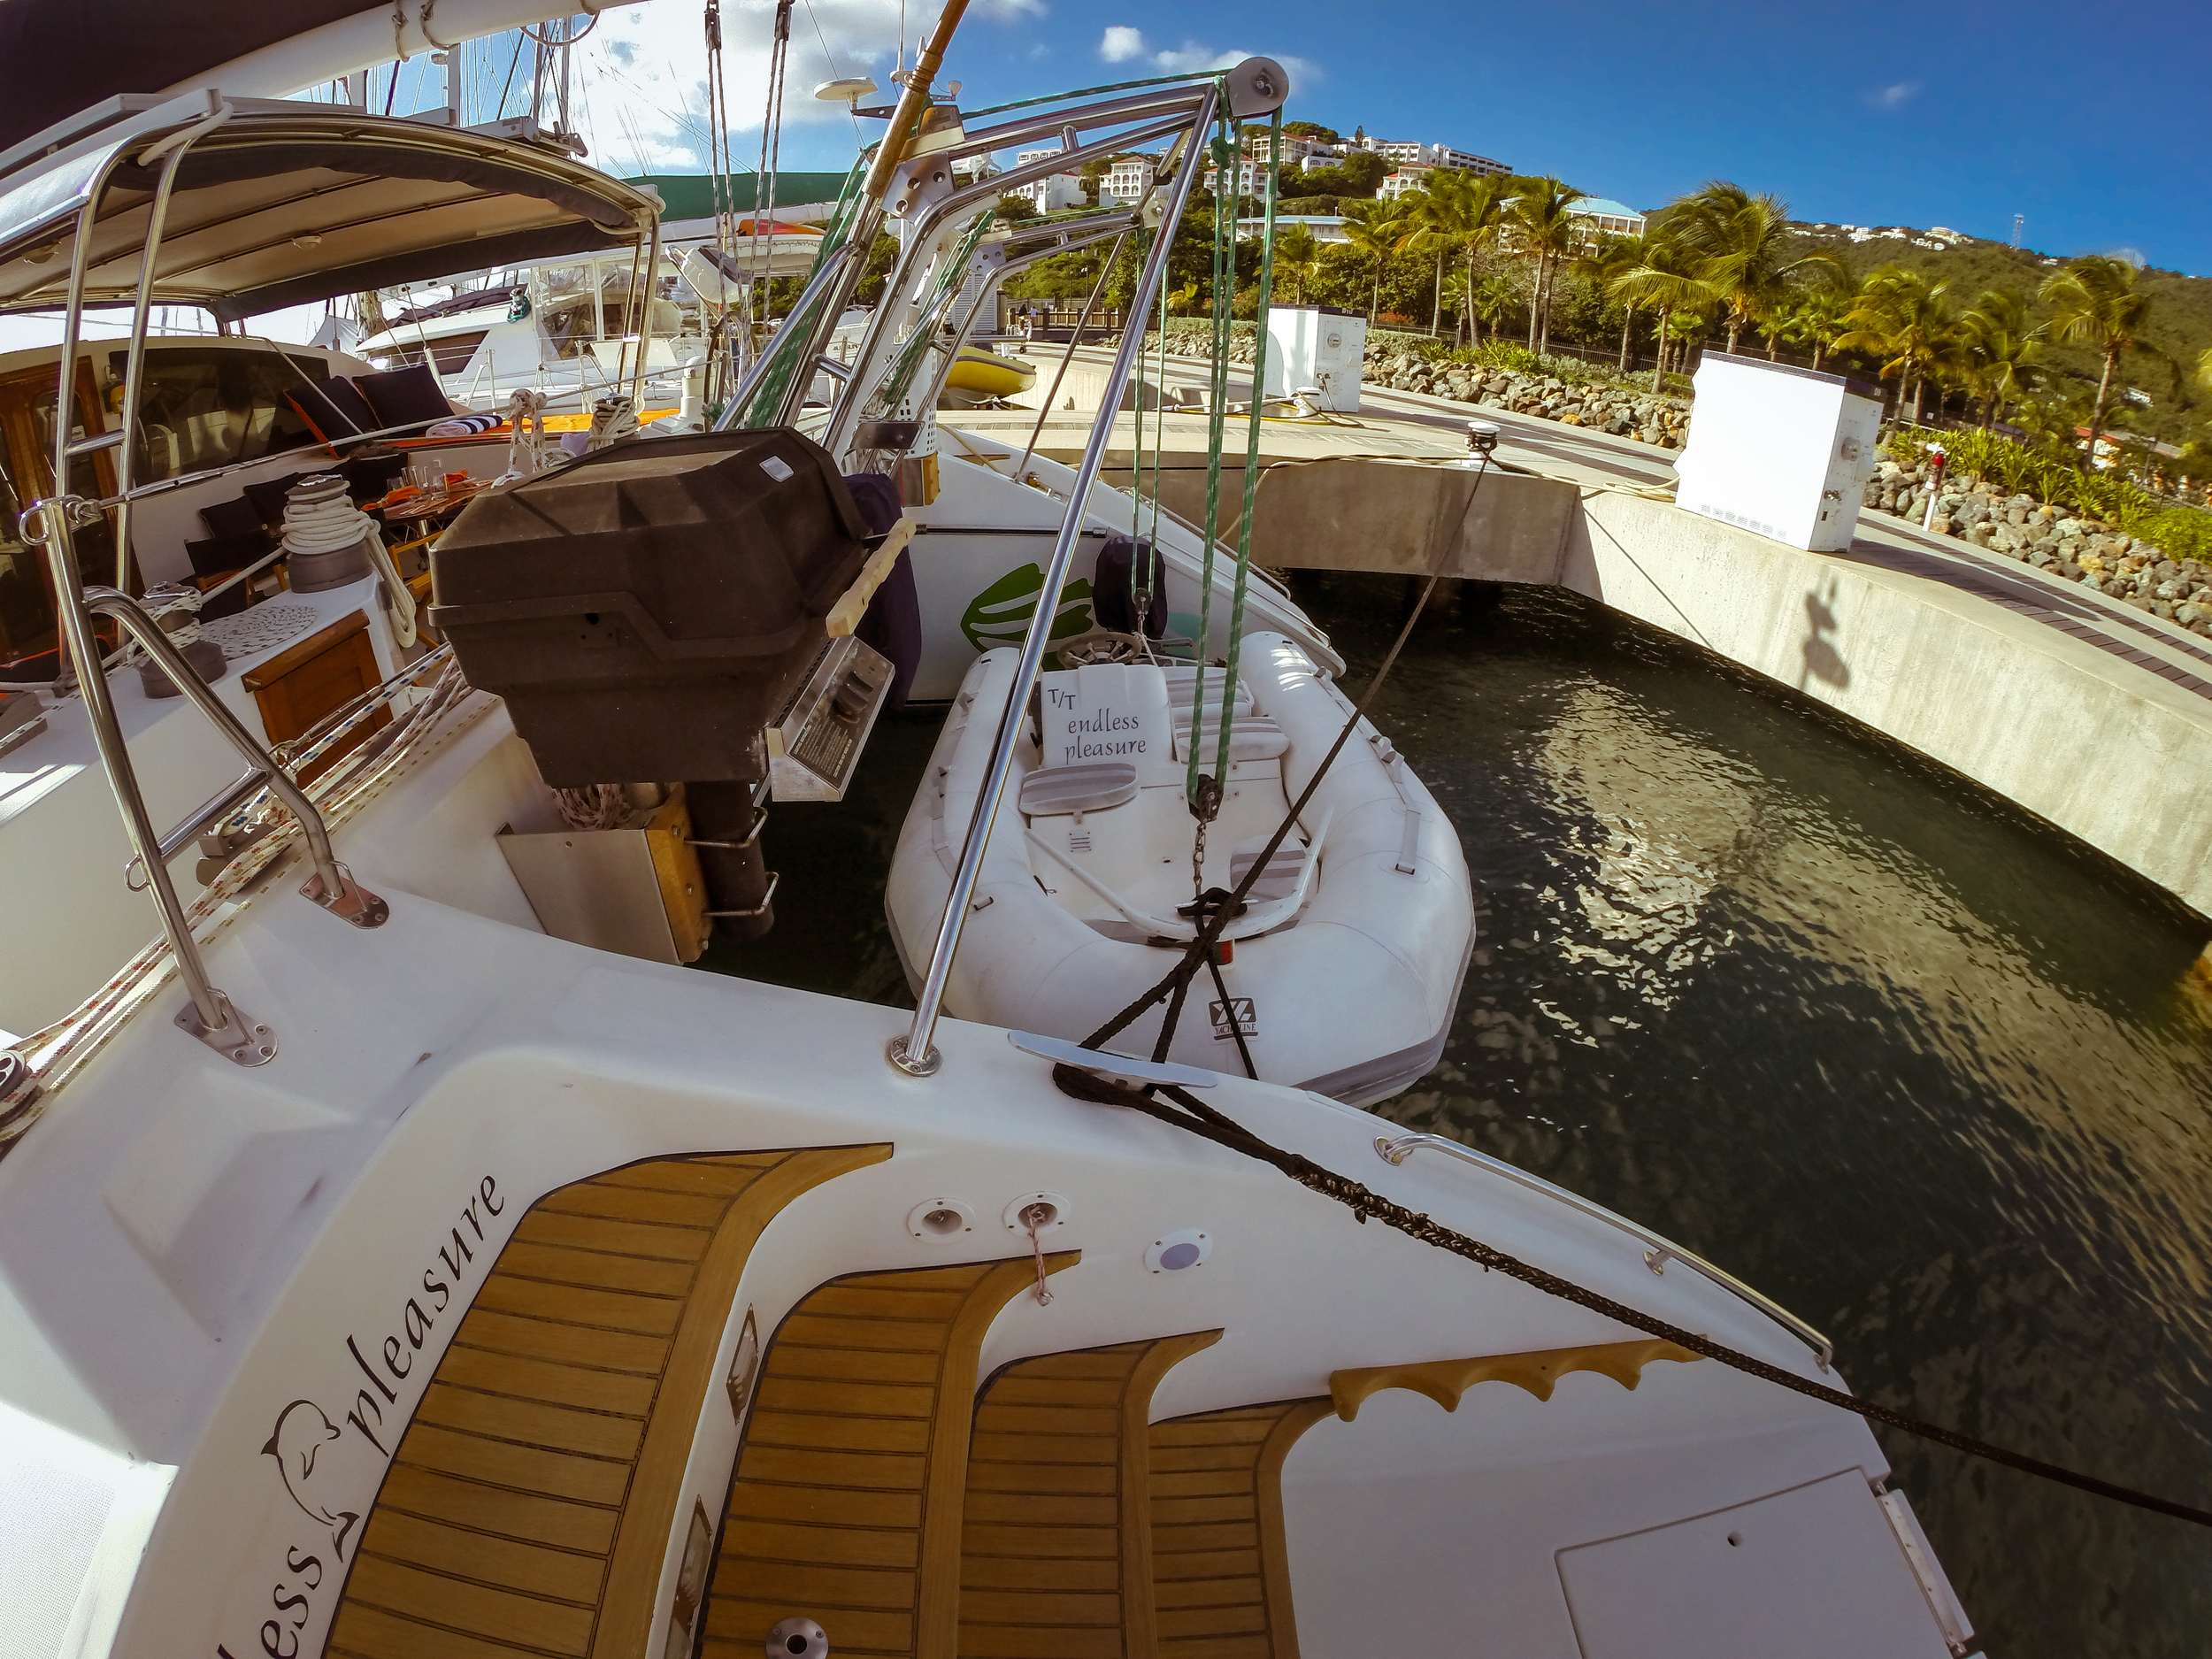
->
[[959, 564, 1094, 653]]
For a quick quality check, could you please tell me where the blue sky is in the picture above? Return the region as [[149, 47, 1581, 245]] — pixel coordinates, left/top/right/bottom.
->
[[649, 0, 2212, 275]]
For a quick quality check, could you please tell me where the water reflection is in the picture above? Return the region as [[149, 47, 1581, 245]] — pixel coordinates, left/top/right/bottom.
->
[[1339, 577, 2212, 1659], [711, 574, 2212, 1657]]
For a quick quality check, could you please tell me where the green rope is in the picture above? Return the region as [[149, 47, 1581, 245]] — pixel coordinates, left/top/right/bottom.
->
[[728, 157, 866, 428], [871, 210, 996, 425], [1209, 108, 1279, 793], [966, 67, 1231, 119], [1148, 228, 1171, 555], [1131, 230, 1146, 545], [1184, 111, 1239, 809]]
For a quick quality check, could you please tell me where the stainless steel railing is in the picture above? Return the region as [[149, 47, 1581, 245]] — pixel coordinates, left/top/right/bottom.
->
[[886, 79, 1226, 1077], [1373, 1132, 1835, 1369], [21, 98, 391, 1074]]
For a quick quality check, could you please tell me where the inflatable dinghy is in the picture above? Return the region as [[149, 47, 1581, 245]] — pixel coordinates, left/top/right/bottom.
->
[[942, 343, 1038, 400], [887, 634, 1475, 1102]]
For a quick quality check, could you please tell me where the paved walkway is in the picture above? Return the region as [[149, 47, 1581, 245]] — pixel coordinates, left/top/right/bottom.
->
[[959, 345, 2212, 708]]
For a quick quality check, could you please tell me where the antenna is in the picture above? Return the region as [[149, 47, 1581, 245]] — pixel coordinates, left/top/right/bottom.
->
[[2011, 213, 2024, 250]]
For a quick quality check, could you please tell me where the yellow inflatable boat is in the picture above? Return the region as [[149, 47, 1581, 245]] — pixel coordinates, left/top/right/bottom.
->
[[943, 343, 1038, 399]]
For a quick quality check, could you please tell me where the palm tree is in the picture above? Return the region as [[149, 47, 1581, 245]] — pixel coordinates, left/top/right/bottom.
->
[[1669, 181, 1839, 355], [1955, 288, 2044, 429], [1833, 267, 1958, 423], [1786, 284, 1855, 371], [1274, 224, 1320, 306], [1609, 231, 1714, 393], [1506, 176, 1589, 355], [1424, 168, 1511, 346], [1338, 200, 1402, 326], [2039, 256, 2159, 468], [1578, 234, 1646, 372], [1390, 187, 1454, 337], [1468, 272, 1520, 347]]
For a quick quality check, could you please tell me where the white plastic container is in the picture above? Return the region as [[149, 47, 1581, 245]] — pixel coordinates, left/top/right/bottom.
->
[[1672, 351, 1883, 552], [1263, 305, 1365, 411]]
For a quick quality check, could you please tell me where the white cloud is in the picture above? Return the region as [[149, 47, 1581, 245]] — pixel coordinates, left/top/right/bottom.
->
[[1145, 42, 1319, 85], [557, 0, 1043, 175], [1867, 81, 1919, 111], [1100, 26, 1147, 61]]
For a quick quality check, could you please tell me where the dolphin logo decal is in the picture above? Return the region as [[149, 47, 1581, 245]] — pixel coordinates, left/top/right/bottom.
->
[[263, 1400, 360, 1557]]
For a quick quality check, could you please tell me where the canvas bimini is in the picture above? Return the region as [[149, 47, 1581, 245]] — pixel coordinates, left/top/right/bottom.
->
[[0, 12, 1987, 1659]]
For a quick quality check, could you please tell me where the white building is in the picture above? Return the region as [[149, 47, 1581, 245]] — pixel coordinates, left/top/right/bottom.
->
[[1379, 165, 1434, 202], [1102, 158, 1153, 204], [1205, 159, 1269, 199], [1569, 197, 1647, 237], [1010, 173, 1085, 213], [1235, 213, 1350, 245], [1350, 135, 1509, 177], [950, 155, 1002, 185], [1240, 129, 1341, 166]]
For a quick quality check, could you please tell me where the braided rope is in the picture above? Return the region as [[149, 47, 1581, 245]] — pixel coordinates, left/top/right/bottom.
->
[[0, 662, 490, 1143], [1050, 1064, 2212, 1528]]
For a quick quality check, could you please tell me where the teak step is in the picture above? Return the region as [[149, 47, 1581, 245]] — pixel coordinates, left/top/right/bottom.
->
[[958, 1331, 1223, 1659], [325, 1144, 889, 1659], [1146, 1400, 1333, 1659], [702, 1254, 1079, 1659]]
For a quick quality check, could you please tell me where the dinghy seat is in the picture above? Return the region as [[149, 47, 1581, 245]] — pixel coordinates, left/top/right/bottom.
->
[[1035, 662, 1179, 785], [1019, 761, 1139, 819], [1231, 833, 1309, 903], [1162, 665, 1255, 718], [1176, 713, 1290, 766]]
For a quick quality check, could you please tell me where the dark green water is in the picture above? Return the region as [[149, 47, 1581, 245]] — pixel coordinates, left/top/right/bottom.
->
[[708, 577, 2212, 1659]]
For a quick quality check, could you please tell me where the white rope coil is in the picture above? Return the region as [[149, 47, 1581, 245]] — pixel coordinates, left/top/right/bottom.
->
[[280, 477, 375, 555], [139, 581, 204, 649], [281, 477, 419, 649]]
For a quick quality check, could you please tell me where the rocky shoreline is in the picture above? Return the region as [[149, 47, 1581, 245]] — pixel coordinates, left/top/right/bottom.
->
[[1119, 322, 1694, 448], [1869, 457, 2212, 634], [1356, 344, 1693, 449]]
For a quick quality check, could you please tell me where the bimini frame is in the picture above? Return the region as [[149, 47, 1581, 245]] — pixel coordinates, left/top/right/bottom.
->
[[749, 55, 1293, 1074], [0, 92, 659, 1066]]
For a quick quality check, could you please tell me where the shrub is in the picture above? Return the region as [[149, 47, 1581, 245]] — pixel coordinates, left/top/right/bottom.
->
[[2142, 508, 2212, 562]]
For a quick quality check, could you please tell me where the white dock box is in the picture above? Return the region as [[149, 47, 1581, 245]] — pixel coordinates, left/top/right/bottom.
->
[[1263, 305, 1365, 411], [1672, 352, 1883, 552]]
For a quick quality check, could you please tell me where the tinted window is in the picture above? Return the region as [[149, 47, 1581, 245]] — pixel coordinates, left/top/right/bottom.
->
[[107, 346, 320, 483]]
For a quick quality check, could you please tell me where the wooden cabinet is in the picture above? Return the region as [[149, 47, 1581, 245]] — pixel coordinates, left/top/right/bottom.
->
[[241, 609, 388, 782]]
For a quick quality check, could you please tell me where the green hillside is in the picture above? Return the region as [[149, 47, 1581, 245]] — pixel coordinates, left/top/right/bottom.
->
[[1785, 225, 2212, 442]]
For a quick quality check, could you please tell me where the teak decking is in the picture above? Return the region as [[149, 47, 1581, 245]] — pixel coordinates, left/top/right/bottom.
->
[[324, 1145, 888, 1659]]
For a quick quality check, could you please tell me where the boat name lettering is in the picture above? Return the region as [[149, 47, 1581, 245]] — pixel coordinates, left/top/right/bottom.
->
[[220, 1172, 508, 1658], [1062, 735, 1148, 764]]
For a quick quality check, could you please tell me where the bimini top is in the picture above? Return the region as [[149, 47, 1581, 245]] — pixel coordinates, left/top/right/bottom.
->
[[0, 94, 660, 324]]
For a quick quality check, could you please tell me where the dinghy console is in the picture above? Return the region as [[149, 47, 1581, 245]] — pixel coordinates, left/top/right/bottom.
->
[[430, 429, 905, 936]]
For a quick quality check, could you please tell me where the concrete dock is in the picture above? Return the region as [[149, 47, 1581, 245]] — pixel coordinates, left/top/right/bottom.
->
[[951, 351, 2212, 918]]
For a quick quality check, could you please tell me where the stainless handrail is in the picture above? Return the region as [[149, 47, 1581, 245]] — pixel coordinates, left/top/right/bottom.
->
[[908, 215, 1138, 419], [709, 239, 862, 433], [820, 110, 1197, 457], [21, 103, 392, 1069], [1373, 1133, 1834, 1370], [111, 95, 234, 589], [887, 79, 1222, 1078]]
